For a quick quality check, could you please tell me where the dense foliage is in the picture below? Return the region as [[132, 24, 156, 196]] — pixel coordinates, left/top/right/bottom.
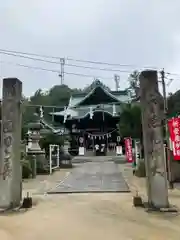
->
[[39, 133, 64, 158], [119, 103, 142, 140], [167, 90, 180, 117], [22, 85, 82, 128]]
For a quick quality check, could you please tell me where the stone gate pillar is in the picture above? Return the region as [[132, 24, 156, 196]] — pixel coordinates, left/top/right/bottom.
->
[[0, 78, 22, 208], [139, 70, 169, 208]]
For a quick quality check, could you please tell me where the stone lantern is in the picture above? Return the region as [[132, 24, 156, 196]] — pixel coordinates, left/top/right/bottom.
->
[[26, 113, 45, 178], [27, 122, 44, 155]]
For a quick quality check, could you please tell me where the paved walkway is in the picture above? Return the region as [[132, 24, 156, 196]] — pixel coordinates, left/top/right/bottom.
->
[[49, 161, 130, 193], [1, 162, 180, 239]]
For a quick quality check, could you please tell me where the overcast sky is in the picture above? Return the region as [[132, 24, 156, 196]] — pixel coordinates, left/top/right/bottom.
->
[[0, 0, 180, 96]]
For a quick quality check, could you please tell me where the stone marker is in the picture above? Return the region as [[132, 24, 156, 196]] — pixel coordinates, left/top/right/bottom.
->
[[0, 78, 22, 208], [139, 70, 169, 208]]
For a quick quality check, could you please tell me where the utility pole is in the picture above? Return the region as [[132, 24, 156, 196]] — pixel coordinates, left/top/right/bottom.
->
[[59, 58, 65, 85], [114, 74, 120, 91], [160, 69, 173, 189]]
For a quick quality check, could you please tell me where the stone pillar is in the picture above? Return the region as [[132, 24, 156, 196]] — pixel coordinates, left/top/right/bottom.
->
[[139, 70, 169, 208], [0, 78, 22, 208]]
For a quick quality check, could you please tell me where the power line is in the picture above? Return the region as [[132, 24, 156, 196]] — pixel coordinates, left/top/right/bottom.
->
[[0, 51, 59, 64], [0, 60, 115, 80], [67, 57, 158, 69], [66, 63, 131, 73], [0, 48, 59, 60], [1, 48, 178, 78], [0, 48, 158, 69], [0, 60, 58, 73], [0, 51, 134, 73]]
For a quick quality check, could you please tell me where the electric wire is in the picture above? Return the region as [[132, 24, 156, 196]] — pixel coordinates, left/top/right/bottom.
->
[[0, 48, 158, 69], [0, 48, 179, 80], [0, 60, 115, 80]]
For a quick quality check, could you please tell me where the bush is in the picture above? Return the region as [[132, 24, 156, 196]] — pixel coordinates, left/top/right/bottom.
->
[[20, 158, 32, 179], [36, 155, 49, 174], [134, 159, 146, 177], [39, 132, 64, 158]]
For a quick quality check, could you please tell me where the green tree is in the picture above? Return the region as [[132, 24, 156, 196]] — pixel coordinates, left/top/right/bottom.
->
[[119, 104, 142, 140], [39, 132, 64, 158], [167, 90, 180, 117]]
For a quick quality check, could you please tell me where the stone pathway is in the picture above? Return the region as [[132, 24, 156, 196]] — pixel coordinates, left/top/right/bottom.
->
[[1, 163, 180, 239], [48, 161, 130, 193]]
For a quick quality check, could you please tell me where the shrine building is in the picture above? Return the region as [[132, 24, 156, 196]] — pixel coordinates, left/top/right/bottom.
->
[[50, 80, 131, 156]]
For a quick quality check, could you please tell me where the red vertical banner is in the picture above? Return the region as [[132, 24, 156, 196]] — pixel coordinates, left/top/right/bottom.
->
[[168, 117, 180, 160], [125, 137, 133, 163]]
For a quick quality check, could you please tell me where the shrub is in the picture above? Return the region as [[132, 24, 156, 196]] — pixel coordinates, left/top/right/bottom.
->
[[36, 155, 49, 174], [39, 132, 64, 158], [134, 159, 146, 177], [20, 158, 32, 179]]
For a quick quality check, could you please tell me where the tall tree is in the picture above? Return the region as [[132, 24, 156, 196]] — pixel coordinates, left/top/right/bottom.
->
[[119, 104, 142, 140], [167, 90, 180, 117]]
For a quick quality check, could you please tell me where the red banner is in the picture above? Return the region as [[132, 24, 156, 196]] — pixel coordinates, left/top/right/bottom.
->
[[125, 137, 133, 163], [168, 117, 180, 160]]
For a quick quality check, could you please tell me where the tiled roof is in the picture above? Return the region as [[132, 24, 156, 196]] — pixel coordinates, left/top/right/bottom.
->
[[69, 90, 130, 108], [52, 80, 130, 118]]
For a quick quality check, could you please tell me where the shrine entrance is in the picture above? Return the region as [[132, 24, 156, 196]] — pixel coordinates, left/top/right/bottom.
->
[[84, 128, 118, 156], [85, 132, 107, 156], [50, 80, 129, 156]]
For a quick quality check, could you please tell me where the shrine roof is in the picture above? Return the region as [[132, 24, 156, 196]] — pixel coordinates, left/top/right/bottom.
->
[[68, 81, 130, 108], [50, 80, 130, 119], [71, 89, 128, 98]]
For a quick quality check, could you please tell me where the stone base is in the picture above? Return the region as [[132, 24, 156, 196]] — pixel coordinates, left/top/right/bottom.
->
[[143, 202, 178, 213], [133, 196, 144, 207]]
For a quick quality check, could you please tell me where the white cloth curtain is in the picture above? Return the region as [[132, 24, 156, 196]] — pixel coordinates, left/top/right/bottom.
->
[[113, 104, 116, 116], [63, 106, 67, 123], [90, 107, 93, 119]]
